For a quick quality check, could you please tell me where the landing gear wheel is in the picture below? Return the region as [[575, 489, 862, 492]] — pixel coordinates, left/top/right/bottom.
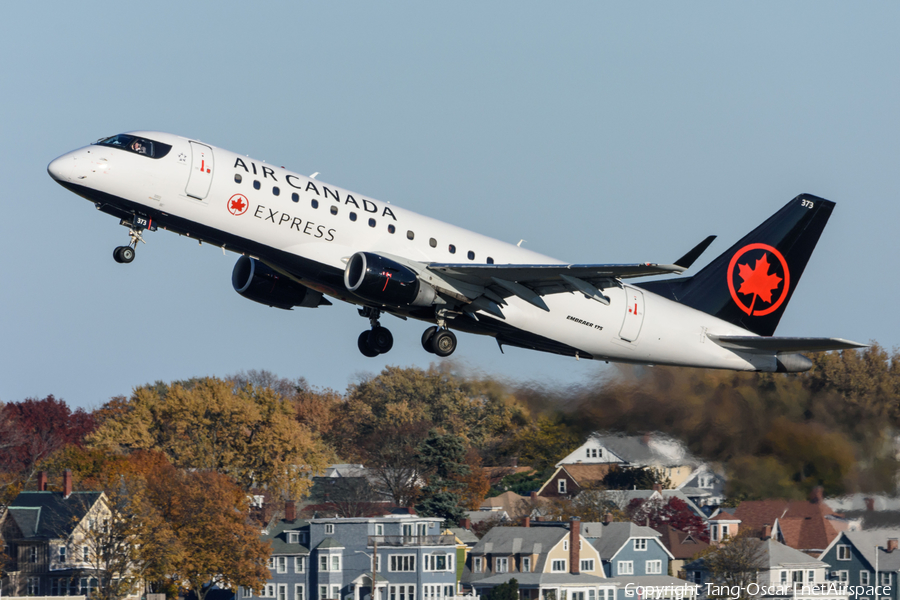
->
[[421, 326, 438, 353], [113, 246, 134, 263], [431, 329, 457, 357], [358, 331, 379, 358], [369, 327, 394, 354]]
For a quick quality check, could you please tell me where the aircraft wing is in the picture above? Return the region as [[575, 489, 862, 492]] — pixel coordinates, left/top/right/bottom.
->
[[707, 335, 868, 354]]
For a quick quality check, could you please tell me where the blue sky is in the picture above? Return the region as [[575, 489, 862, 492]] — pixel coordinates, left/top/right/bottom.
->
[[2, 3, 897, 409]]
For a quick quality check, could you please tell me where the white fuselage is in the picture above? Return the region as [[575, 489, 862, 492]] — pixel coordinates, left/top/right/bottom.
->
[[48, 131, 774, 371]]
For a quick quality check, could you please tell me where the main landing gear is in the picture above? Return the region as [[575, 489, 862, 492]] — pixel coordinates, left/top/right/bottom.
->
[[112, 220, 147, 264], [421, 310, 458, 357], [357, 307, 394, 358]]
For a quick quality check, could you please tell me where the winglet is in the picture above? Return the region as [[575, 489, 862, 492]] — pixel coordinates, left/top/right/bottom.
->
[[674, 235, 717, 269]]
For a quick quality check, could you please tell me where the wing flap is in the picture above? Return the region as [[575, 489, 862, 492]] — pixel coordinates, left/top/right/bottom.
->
[[708, 335, 868, 354], [427, 262, 684, 287]]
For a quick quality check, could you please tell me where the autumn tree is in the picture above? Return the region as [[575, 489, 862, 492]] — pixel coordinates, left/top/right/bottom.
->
[[603, 466, 672, 491], [625, 496, 709, 542], [699, 533, 767, 600], [360, 422, 430, 506], [503, 415, 582, 473], [145, 462, 269, 600], [88, 377, 329, 499]]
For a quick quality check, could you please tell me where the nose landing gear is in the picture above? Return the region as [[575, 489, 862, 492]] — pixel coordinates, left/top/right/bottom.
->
[[113, 218, 150, 264], [357, 307, 394, 357]]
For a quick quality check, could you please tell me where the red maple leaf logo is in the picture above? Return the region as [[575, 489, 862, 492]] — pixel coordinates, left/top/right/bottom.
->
[[231, 197, 246, 212], [737, 253, 782, 313], [227, 194, 249, 216]]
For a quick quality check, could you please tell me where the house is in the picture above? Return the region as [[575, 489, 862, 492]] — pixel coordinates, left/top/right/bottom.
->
[[462, 519, 617, 600], [675, 466, 726, 509], [0, 471, 119, 600], [732, 488, 856, 555], [553, 434, 701, 489], [245, 504, 458, 600], [582, 522, 673, 579], [707, 510, 741, 545], [479, 491, 531, 517], [685, 536, 850, 600], [538, 465, 612, 499], [818, 529, 900, 600], [652, 525, 709, 576]]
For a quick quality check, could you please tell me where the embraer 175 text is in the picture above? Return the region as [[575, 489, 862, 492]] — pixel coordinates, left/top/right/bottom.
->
[[48, 132, 865, 372]]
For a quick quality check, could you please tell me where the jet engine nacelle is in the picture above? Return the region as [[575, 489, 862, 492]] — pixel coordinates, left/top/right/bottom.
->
[[232, 256, 325, 310], [344, 251, 436, 307]]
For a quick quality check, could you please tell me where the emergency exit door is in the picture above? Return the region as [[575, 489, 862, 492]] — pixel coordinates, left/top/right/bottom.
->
[[619, 287, 645, 342], [185, 141, 214, 200]]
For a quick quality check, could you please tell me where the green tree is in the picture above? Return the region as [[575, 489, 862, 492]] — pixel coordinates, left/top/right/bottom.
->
[[489, 579, 519, 600], [415, 431, 470, 527]]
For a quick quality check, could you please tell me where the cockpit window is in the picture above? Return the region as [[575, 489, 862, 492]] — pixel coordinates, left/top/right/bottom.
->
[[94, 134, 172, 159]]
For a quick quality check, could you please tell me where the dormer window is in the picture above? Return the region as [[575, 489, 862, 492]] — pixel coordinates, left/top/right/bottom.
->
[[59, 546, 67, 563], [325, 524, 334, 535], [288, 532, 299, 544]]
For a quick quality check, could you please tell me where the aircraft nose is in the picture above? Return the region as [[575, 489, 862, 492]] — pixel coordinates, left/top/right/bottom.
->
[[47, 154, 74, 182]]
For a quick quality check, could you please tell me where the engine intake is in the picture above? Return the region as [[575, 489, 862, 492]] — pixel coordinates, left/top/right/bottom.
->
[[344, 252, 436, 307], [232, 256, 325, 309]]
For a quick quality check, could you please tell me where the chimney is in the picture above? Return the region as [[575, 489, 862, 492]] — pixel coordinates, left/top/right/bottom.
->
[[285, 501, 296, 522], [570, 518, 581, 574], [763, 524, 772, 540], [524, 517, 531, 528], [460, 518, 472, 530], [865, 497, 875, 512], [530, 491, 538, 501], [38, 471, 48, 491], [888, 539, 898, 552], [652, 483, 663, 493], [511, 456, 518, 468], [810, 486, 824, 504], [63, 469, 73, 498], [604, 512, 613, 524], [407, 506, 416, 515]]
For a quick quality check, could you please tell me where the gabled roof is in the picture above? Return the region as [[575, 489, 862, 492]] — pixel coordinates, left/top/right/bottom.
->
[[261, 516, 310, 555], [471, 526, 567, 557], [734, 499, 842, 552], [821, 530, 900, 571], [4, 491, 104, 541], [480, 491, 528, 514], [654, 525, 711, 560], [557, 433, 699, 469], [583, 522, 667, 560], [686, 538, 826, 571]]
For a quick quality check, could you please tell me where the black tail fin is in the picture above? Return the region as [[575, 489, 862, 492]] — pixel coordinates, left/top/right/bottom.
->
[[640, 194, 835, 336]]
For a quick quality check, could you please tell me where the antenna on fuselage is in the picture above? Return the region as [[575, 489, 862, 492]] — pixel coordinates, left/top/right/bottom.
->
[[517, 239, 526, 247], [309, 172, 319, 179]]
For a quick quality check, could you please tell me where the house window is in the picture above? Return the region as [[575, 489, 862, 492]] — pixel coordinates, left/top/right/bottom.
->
[[331, 555, 341, 571], [425, 554, 451, 571], [711, 525, 719, 542], [646, 560, 662, 574], [634, 539, 647, 551], [403, 524, 414, 537], [288, 532, 299, 543], [83, 546, 89, 561], [27, 578, 39, 596], [59, 545, 67, 562], [390, 555, 416, 572], [279, 585, 288, 600], [418, 523, 429, 536], [296, 585, 305, 600], [325, 524, 335, 535], [242, 588, 252, 598], [881, 573, 891, 586], [581, 559, 595, 572], [618, 561, 634, 575], [277, 556, 287, 573], [376, 524, 384, 536], [265, 585, 276, 598], [29, 546, 37, 563], [837, 545, 851, 560], [861, 572, 871, 585], [331, 587, 340, 600], [320, 586, 328, 600], [558, 479, 567, 494], [551, 559, 566, 572], [780, 571, 788, 584], [473, 557, 483, 573], [389, 585, 416, 600], [564, 540, 569, 551], [699, 476, 713, 488], [792, 570, 803, 583], [295, 556, 306, 573], [522, 557, 531, 572], [496, 557, 508, 573], [808, 570, 815, 583], [268, 557, 275, 569], [837, 571, 849, 583], [320, 555, 328, 571]]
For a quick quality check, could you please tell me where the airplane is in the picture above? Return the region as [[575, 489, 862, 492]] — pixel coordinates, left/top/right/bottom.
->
[[47, 131, 865, 372]]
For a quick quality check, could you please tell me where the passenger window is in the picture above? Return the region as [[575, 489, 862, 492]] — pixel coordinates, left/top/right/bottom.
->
[[350, 212, 357, 221], [429, 238, 437, 248], [234, 174, 242, 184], [292, 193, 299, 203], [487, 257, 494, 264], [388, 225, 396, 234], [407, 230, 415, 240], [330, 205, 338, 215], [312, 199, 319, 209], [449, 245, 456, 254], [273, 187, 280, 196], [468, 251, 475, 260], [368, 218, 376, 227], [253, 180, 261, 190]]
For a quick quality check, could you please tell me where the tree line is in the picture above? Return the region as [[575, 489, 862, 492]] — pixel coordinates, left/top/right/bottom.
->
[[0, 344, 897, 599]]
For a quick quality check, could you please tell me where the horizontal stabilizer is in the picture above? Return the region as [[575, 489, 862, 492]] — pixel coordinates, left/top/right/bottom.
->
[[674, 235, 717, 269], [708, 335, 868, 354]]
